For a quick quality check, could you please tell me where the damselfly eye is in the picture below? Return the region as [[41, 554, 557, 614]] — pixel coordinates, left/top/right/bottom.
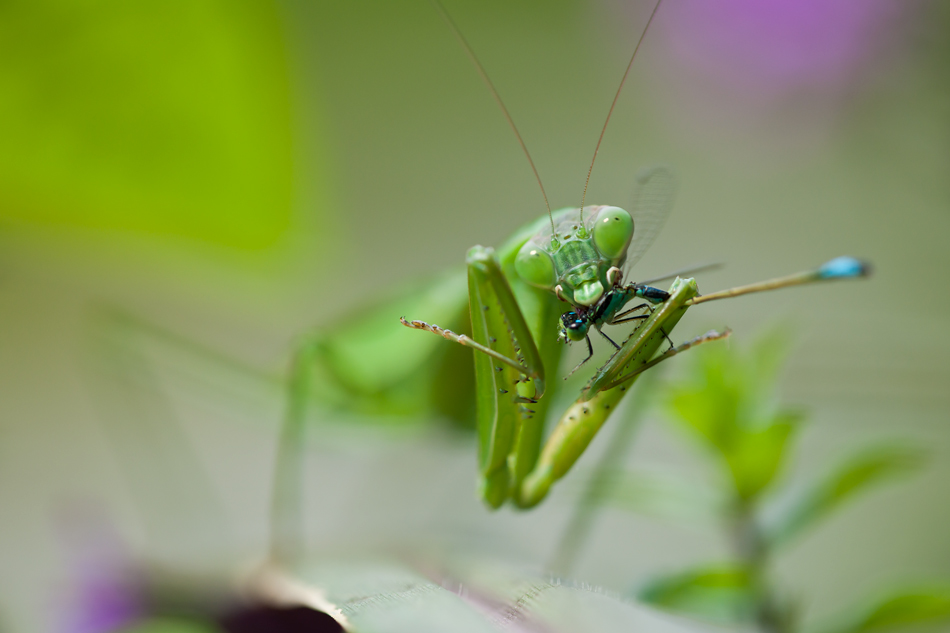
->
[[560, 311, 587, 332], [593, 206, 633, 260]]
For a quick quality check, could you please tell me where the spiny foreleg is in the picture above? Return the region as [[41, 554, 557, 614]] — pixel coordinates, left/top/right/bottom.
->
[[399, 317, 531, 379]]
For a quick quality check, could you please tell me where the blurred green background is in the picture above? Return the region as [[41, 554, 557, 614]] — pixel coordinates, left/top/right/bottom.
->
[[1, 0, 948, 631]]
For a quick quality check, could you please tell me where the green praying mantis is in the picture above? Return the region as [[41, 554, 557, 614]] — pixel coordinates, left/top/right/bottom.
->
[[287, 0, 870, 521], [400, 200, 867, 510]]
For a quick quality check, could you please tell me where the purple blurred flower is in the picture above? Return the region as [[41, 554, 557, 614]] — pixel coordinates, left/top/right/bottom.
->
[[660, 0, 898, 91], [61, 566, 144, 633], [55, 506, 145, 633]]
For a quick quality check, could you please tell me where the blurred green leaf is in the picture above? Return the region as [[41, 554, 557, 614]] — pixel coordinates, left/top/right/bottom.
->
[[667, 348, 741, 449], [666, 332, 800, 503], [769, 445, 925, 547], [0, 0, 299, 251], [725, 410, 801, 501], [820, 586, 950, 633], [638, 563, 756, 624]]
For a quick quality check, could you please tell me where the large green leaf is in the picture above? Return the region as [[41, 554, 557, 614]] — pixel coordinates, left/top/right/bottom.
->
[[0, 0, 297, 251], [292, 559, 717, 633]]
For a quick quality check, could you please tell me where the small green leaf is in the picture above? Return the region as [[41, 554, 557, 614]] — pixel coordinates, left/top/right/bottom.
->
[[638, 563, 756, 624], [769, 445, 924, 546], [821, 586, 950, 633], [725, 411, 801, 501], [665, 333, 801, 503], [667, 347, 744, 452]]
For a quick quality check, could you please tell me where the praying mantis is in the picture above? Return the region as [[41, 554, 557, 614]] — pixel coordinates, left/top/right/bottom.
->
[[400, 202, 866, 509], [289, 0, 869, 519], [395, 0, 868, 510]]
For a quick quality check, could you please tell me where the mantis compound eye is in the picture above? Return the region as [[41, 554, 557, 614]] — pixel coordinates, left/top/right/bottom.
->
[[592, 206, 633, 261], [515, 241, 556, 289]]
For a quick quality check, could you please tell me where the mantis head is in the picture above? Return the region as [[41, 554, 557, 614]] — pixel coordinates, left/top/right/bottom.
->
[[515, 206, 634, 308]]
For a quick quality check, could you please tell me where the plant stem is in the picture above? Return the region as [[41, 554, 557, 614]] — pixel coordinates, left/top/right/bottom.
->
[[730, 502, 793, 633]]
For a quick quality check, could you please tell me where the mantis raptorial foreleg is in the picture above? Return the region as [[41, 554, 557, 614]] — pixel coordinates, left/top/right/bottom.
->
[[467, 245, 547, 507], [398, 318, 532, 378], [403, 244, 556, 508]]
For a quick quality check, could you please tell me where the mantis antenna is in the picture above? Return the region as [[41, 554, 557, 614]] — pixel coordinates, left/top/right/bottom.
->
[[431, 0, 556, 236], [580, 0, 665, 223]]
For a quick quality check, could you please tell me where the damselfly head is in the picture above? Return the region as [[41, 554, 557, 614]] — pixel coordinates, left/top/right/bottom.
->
[[559, 311, 590, 342]]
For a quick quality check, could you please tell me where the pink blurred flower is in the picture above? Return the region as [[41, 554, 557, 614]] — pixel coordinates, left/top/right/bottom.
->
[[660, 0, 898, 91], [55, 508, 144, 633]]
